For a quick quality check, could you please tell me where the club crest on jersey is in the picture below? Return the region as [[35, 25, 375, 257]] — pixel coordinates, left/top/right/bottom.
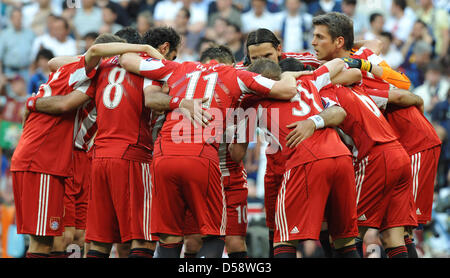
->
[[49, 217, 60, 231]]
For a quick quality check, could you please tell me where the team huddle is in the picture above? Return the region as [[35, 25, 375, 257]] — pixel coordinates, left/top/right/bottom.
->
[[11, 11, 440, 259]]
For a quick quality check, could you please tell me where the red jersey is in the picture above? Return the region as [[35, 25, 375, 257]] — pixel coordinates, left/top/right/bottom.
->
[[11, 56, 96, 176], [319, 85, 398, 160], [241, 66, 351, 170], [87, 56, 153, 162], [138, 58, 275, 163], [365, 89, 441, 155], [73, 100, 97, 151]]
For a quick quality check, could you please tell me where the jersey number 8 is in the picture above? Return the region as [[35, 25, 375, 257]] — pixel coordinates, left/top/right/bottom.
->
[[103, 67, 127, 109]]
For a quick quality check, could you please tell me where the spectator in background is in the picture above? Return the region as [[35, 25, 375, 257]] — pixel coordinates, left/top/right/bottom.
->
[[97, 0, 132, 27], [399, 39, 433, 88], [28, 48, 54, 95], [73, 0, 104, 38], [400, 20, 434, 65], [22, 0, 61, 35], [30, 16, 77, 61], [153, 0, 183, 27], [205, 16, 229, 45], [241, 0, 281, 35], [180, 0, 208, 34], [1, 75, 27, 123], [225, 22, 245, 61], [82, 32, 99, 53], [415, 0, 449, 58], [0, 8, 35, 82], [208, 0, 242, 29], [378, 31, 404, 69], [173, 7, 201, 61], [196, 37, 216, 56], [341, 0, 368, 40], [308, 0, 342, 16], [384, 0, 416, 47], [136, 10, 153, 37], [364, 12, 384, 41], [99, 2, 124, 35], [414, 60, 450, 116], [278, 0, 313, 53]]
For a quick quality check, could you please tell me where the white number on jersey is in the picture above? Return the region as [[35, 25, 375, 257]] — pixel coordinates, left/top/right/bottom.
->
[[291, 85, 323, 117], [40, 71, 61, 97], [351, 89, 381, 117], [102, 67, 126, 109], [185, 71, 218, 109]]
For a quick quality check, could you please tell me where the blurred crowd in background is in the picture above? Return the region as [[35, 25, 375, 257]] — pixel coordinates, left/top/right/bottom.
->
[[0, 0, 448, 258]]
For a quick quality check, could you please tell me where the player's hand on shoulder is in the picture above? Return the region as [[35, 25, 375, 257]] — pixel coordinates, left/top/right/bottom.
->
[[179, 98, 213, 128], [285, 119, 316, 148]]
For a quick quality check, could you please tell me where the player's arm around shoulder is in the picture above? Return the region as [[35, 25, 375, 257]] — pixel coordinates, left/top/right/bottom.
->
[[387, 88, 424, 113], [29, 90, 91, 115]]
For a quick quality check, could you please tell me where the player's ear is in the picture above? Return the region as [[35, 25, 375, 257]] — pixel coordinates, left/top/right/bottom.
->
[[276, 44, 282, 56], [158, 42, 170, 57], [335, 36, 345, 50]]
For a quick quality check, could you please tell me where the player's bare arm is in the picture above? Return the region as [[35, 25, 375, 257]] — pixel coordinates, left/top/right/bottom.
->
[[85, 43, 163, 73], [268, 71, 299, 100], [31, 90, 91, 114], [48, 56, 81, 72], [229, 142, 249, 163], [143, 85, 212, 127], [321, 58, 347, 80], [387, 88, 424, 113], [118, 52, 145, 75], [353, 39, 383, 55], [331, 68, 362, 85], [286, 105, 347, 148]]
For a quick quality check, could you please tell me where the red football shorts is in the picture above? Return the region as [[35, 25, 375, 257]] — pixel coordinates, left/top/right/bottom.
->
[[264, 154, 285, 231], [85, 158, 156, 243], [63, 149, 92, 229], [183, 209, 200, 235], [274, 156, 358, 243], [224, 169, 248, 236], [410, 146, 441, 224], [354, 141, 417, 231], [151, 155, 226, 237], [12, 171, 65, 236]]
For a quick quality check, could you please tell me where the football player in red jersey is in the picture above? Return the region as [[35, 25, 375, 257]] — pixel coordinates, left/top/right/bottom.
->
[[26, 30, 208, 258], [237, 28, 321, 257], [230, 57, 363, 258], [10, 34, 127, 258], [119, 45, 301, 258], [310, 12, 425, 258]]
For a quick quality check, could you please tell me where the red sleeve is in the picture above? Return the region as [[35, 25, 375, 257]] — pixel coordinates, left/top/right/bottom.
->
[[69, 55, 97, 89], [139, 57, 180, 82], [236, 70, 274, 96], [318, 86, 340, 106], [364, 87, 389, 110], [302, 65, 331, 92]]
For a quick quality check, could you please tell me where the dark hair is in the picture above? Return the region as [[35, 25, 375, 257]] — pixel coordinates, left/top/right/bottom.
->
[[93, 33, 126, 44], [115, 27, 142, 44], [247, 58, 281, 80], [199, 45, 235, 65], [84, 31, 99, 41], [279, 57, 313, 72], [369, 12, 383, 24], [52, 15, 70, 30], [312, 12, 354, 51], [393, 0, 407, 11], [143, 27, 181, 54], [196, 37, 216, 53], [246, 28, 281, 50], [104, 2, 118, 15], [228, 22, 241, 33], [35, 48, 54, 62], [379, 31, 393, 42], [178, 7, 191, 19], [343, 0, 357, 5]]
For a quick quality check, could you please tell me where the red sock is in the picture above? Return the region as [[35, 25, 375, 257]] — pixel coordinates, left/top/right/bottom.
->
[[26, 252, 49, 258], [385, 246, 408, 258], [273, 245, 296, 258]]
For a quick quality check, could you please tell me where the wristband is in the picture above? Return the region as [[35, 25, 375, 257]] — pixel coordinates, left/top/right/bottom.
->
[[308, 115, 325, 130], [169, 96, 183, 110], [360, 59, 373, 72], [26, 96, 38, 112]]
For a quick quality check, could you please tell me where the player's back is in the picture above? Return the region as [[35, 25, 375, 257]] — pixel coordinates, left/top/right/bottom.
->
[[246, 77, 350, 170], [320, 84, 398, 160], [12, 58, 94, 176], [90, 56, 152, 160], [385, 105, 441, 155], [155, 61, 245, 163]]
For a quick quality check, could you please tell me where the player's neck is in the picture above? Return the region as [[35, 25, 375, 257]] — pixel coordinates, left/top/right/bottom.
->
[[335, 49, 351, 59]]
